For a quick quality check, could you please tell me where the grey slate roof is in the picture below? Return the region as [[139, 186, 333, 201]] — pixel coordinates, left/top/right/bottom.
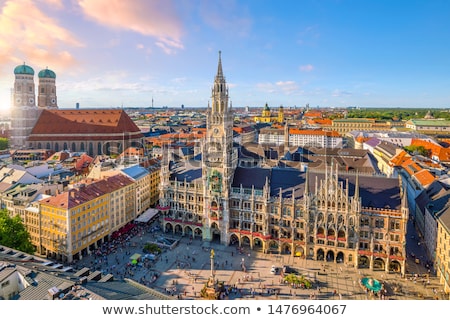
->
[[13, 266, 77, 300], [232, 167, 270, 190], [84, 280, 172, 300], [170, 161, 202, 182], [231, 166, 402, 209]]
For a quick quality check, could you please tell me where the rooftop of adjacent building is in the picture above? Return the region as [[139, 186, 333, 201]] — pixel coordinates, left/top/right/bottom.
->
[[0, 245, 169, 300]]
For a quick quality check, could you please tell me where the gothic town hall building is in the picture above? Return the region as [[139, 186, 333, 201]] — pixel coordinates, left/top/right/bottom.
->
[[158, 52, 408, 274]]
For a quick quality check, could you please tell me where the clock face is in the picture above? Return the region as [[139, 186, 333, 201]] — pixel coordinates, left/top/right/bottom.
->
[[213, 128, 219, 135], [51, 98, 56, 104], [16, 98, 21, 104], [29, 98, 34, 104]]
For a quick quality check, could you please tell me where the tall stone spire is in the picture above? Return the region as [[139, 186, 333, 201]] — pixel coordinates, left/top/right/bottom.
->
[[215, 50, 224, 82], [210, 50, 229, 115]]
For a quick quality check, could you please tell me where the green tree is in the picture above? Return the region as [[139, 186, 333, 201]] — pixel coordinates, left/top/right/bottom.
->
[[0, 137, 8, 150], [0, 209, 34, 254], [404, 145, 430, 157], [283, 273, 312, 289], [143, 242, 162, 254]]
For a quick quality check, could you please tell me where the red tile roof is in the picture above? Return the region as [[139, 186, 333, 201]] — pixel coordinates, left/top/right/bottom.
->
[[28, 109, 142, 141], [411, 139, 450, 162], [40, 174, 134, 209], [413, 169, 436, 187]]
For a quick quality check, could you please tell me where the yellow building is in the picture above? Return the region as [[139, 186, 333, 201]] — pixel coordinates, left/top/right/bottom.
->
[[330, 118, 391, 135], [39, 174, 135, 262], [147, 159, 161, 206], [0, 183, 63, 254], [436, 211, 450, 294], [88, 159, 161, 214], [254, 103, 284, 123]]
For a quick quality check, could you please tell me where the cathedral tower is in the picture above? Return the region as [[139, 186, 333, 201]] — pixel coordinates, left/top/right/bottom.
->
[[202, 51, 237, 243], [12, 63, 36, 107], [38, 68, 58, 108], [10, 63, 40, 149]]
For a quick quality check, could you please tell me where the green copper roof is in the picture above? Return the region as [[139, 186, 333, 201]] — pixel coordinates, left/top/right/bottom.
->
[[263, 103, 270, 111], [14, 64, 34, 75], [38, 68, 56, 78], [409, 119, 450, 126]]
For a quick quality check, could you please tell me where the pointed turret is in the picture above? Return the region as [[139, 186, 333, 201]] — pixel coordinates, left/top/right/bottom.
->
[[215, 50, 224, 82], [401, 187, 409, 218], [354, 171, 360, 200], [304, 168, 309, 197]]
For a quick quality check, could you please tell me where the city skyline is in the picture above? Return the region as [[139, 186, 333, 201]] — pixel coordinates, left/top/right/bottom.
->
[[1, 0, 450, 110]]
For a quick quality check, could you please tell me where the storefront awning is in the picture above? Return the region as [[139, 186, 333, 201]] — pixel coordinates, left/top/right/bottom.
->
[[134, 208, 159, 223]]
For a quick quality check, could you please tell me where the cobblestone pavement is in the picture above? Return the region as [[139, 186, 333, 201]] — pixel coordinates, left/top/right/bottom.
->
[[72, 223, 448, 301]]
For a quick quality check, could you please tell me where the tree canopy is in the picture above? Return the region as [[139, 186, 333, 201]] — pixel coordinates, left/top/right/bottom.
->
[[0, 209, 34, 254], [404, 145, 430, 157], [0, 138, 8, 150], [346, 108, 450, 121]]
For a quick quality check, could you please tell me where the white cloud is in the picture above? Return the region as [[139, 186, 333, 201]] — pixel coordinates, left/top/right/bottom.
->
[[256, 80, 301, 95], [171, 77, 187, 84], [276, 81, 299, 95], [256, 82, 276, 93], [0, 0, 83, 75], [78, 0, 184, 54], [300, 64, 314, 72], [155, 42, 177, 55]]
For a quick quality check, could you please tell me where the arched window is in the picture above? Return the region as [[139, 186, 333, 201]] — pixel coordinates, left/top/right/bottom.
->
[[105, 142, 110, 155], [328, 214, 334, 224]]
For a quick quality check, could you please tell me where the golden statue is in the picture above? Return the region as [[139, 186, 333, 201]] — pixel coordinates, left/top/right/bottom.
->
[[210, 249, 215, 259]]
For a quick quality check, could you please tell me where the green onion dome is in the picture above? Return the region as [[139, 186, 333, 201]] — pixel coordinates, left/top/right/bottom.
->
[[14, 63, 34, 75], [38, 68, 56, 79]]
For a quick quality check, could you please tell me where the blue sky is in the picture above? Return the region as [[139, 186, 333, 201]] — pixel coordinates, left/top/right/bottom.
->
[[1, 0, 450, 110]]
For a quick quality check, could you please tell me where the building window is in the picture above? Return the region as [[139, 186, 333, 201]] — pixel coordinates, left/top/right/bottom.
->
[[360, 217, 369, 226], [375, 219, 384, 228], [390, 221, 400, 230]]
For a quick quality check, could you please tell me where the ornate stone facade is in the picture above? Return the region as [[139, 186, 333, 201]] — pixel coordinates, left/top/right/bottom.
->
[[158, 52, 408, 274]]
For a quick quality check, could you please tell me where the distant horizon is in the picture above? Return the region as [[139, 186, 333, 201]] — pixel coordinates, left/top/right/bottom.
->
[[1, 105, 450, 116], [1, 1, 450, 110]]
